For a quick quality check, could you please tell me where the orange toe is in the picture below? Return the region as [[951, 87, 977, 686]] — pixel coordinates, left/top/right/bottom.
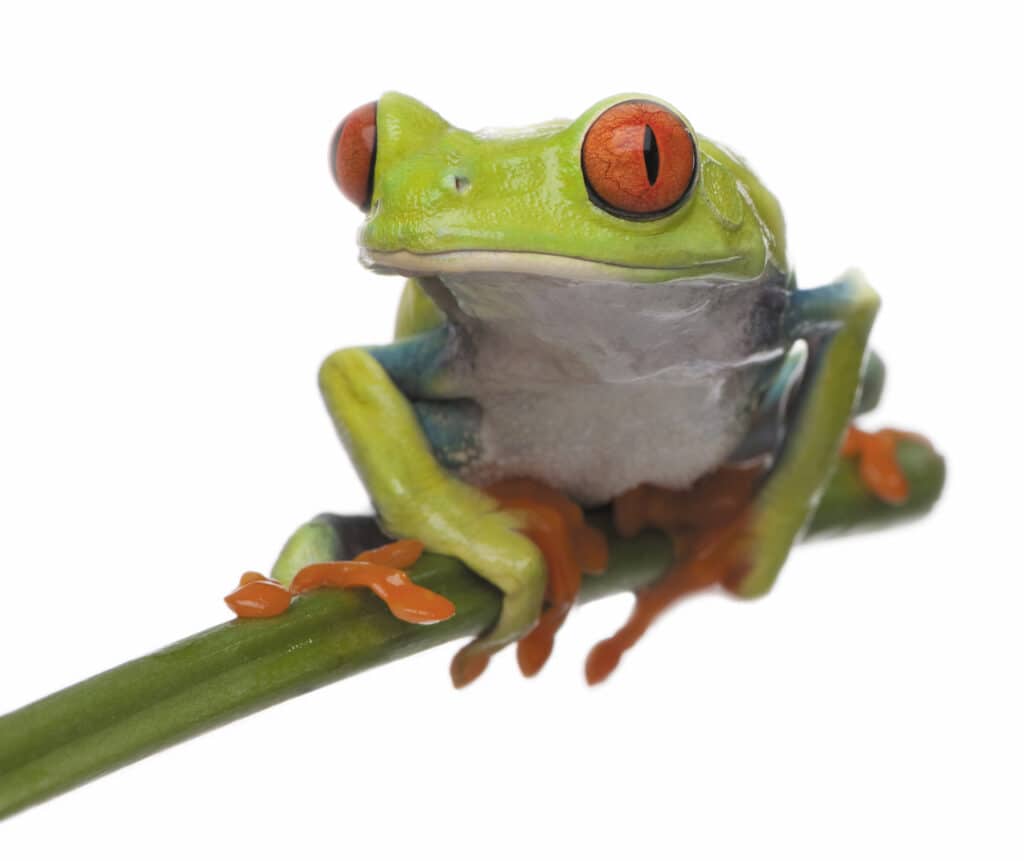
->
[[586, 637, 627, 686], [450, 648, 491, 689], [842, 425, 928, 505], [292, 559, 455, 624], [355, 538, 425, 569], [485, 479, 609, 680], [517, 606, 571, 677], [592, 466, 764, 684], [585, 524, 753, 685], [225, 573, 292, 618]]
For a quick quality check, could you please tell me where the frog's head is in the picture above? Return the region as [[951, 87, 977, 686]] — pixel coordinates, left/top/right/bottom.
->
[[331, 92, 786, 284]]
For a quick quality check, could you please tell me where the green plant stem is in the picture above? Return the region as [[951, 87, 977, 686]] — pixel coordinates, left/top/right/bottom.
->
[[0, 440, 944, 819]]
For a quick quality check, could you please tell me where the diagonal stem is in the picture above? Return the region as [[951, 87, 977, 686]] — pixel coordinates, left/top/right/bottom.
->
[[0, 440, 944, 820]]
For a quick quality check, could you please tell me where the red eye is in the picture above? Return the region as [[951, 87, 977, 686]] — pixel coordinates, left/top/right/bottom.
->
[[581, 100, 697, 219], [331, 101, 378, 211]]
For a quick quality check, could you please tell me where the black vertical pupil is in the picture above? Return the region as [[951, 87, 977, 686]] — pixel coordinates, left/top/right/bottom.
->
[[642, 125, 659, 186]]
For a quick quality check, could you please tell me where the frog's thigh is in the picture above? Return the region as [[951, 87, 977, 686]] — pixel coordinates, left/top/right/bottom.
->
[[735, 270, 880, 598], [270, 513, 385, 586], [318, 344, 546, 650]]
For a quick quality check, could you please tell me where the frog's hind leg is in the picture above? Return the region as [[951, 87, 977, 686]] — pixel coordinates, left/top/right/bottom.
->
[[586, 466, 764, 684], [587, 271, 883, 683], [270, 513, 390, 586]]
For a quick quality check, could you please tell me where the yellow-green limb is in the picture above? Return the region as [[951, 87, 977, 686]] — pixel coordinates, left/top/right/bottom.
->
[[737, 270, 881, 598]]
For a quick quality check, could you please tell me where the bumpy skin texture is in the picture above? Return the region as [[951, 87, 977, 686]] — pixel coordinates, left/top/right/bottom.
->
[[361, 93, 785, 280], [273, 93, 888, 681]]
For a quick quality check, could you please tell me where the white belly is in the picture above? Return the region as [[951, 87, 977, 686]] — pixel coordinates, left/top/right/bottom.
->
[[464, 368, 764, 505], [433, 267, 789, 505]]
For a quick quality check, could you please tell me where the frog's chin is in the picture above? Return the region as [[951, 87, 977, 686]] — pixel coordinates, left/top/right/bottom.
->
[[359, 247, 749, 284]]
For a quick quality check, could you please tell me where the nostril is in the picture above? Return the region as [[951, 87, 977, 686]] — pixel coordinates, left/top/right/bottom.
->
[[453, 175, 471, 193]]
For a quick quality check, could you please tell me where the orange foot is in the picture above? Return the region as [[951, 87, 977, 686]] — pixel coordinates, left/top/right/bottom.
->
[[586, 464, 764, 685], [224, 539, 456, 625], [484, 479, 609, 678], [841, 425, 929, 505]]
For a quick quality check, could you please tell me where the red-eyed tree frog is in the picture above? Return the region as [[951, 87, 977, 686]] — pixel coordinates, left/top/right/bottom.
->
[[227, 93, 929, 686]]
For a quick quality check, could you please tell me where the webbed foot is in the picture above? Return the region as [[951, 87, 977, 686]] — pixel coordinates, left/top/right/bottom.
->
[[484, 479, 608, 678], [841, 425, 930, 504], [225, 539, 455, 624], [587, 465, 763, 685]]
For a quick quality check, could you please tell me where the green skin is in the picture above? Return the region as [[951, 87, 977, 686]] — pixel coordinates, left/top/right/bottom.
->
[[271, 93, 884, 679]]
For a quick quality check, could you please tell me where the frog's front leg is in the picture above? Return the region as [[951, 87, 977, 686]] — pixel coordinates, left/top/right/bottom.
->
[[314, 331, 548, 686], [731, 269, 883, 595], [589, 270, 882, 682]]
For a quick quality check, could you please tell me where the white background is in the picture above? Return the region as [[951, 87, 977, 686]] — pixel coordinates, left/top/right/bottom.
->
[[1, 2, 1021, 858]]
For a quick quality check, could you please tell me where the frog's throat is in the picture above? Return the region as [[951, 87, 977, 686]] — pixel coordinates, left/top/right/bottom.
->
[[359, 248, 750, 284]]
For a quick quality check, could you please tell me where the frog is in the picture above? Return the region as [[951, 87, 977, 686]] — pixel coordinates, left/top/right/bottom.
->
[[244, 92, 921, 686]]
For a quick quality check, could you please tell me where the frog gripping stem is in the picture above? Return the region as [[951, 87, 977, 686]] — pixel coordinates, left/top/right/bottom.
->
[[485, 479, 609, 678], [840, 425, 928, 505], [225, 540, 456, 626], [0, 434, 944, 819], [0, 92, 949, 819]]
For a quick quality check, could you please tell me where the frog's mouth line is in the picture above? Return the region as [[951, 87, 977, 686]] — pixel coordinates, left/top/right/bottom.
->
[[360, 248, 748, 283]]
